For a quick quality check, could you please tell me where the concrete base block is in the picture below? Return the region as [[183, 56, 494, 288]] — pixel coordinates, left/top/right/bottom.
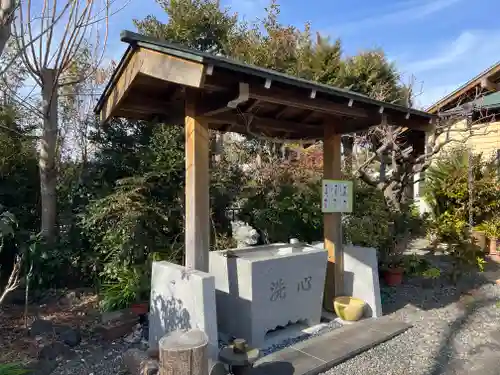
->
[[210, 243, 327, 347], [149, 261, 218, 361], [343, 245, 382, 318]]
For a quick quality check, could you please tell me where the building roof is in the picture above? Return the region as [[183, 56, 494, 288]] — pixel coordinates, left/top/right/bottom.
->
[[473, 91, 500, 110], [427, 61, 500, 114], [95, 30, 435, 139], [440, 91, 500, 117]]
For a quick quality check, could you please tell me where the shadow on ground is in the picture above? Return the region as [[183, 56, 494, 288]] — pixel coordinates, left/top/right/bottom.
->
[[381, 253, 500, 315], [251, 361, 295, 374], [426, 294, 500, 375]]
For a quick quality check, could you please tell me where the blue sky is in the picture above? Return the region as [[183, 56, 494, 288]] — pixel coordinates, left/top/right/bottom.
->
[[107, 0, 500, 109]]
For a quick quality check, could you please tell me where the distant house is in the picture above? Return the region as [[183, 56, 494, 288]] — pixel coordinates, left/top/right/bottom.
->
[[414, 61, 500, 214], [428, 61, 500, 157]]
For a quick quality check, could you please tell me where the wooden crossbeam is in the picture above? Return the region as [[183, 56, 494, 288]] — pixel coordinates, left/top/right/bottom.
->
[[199, 113, 321, 134], [246, 86, 368, 119]]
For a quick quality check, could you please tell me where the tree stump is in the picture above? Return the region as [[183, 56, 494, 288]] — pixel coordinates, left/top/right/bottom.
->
[[159, 329, 209, 375]]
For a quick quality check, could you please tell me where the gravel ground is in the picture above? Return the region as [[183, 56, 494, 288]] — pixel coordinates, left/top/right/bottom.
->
[[325, 269, 500, 375], [49, 338, 134, 375]]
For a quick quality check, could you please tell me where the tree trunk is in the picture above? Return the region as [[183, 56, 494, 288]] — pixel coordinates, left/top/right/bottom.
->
[[40, 69, 58, 244], [159, 329, 209, 375], [341, 136, 353, 174], [0, 0, 15, 58]]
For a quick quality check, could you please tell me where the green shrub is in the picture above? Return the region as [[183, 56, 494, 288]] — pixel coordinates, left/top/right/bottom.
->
[[404, 254, 431, 276], [240, 161, 322, 244], [0, 363, 30, 375], [475, 216, 500, 239], [424, 147, 500, 226], [99, 265, 150, 312], [422, 267, 441, 279]]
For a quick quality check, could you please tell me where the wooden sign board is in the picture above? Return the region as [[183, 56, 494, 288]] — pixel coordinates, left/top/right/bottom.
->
[[322, 179, 353, 213]]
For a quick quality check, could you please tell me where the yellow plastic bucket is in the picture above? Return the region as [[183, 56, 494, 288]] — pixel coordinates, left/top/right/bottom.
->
[[333, 296, 366, 321]]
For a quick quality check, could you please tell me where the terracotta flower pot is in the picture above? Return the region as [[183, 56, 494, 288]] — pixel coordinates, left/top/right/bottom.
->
[[489, 237, 498, 256], [383, 267, 404, 286], [472, 231, 487, 252], [130, 303, 148, 315]]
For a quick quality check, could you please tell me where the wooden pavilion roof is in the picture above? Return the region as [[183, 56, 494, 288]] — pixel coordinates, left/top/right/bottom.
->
[[95, 31, 436, 140]]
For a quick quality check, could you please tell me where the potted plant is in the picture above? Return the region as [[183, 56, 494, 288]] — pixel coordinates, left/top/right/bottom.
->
[[382, 257, 404, 286], [100, 266, 150, 314], [381, 232, 411, 287], [421, 267, 441, 289], [475, 216, 500, 256]]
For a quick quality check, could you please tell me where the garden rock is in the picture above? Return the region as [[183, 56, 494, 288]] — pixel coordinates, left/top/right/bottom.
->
[[25, 359, 59, 375], [123, 348, 159, 375], [59, 327, 81, 347], [38, 342, 74, 361], [59, 291, 80, 306], [124, 324, 143, 344], [31, 319, 55, 337]]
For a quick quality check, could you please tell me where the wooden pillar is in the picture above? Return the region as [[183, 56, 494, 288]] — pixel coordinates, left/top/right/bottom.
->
[[323, 126, 344, 311], [185, 89, 210, 272]]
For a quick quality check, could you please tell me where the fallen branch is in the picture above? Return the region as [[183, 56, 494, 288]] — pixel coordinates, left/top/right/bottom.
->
[[0, 253, 22, 305]]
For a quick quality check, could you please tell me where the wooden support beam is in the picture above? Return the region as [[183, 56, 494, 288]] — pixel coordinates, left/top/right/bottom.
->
[[196, 91, 241, 117], [323, 125, 343, 312], [100, 51, 142, 123], [247, 86, 368, 118], [199, 113, 321, 134], [185, 89, 210, 272], [139, 48, 206, 88]]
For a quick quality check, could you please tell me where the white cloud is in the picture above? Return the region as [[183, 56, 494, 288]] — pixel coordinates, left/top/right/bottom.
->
[[404, 31, 477, 73], [400, 29, 500, 108], [334, 0, 463, 35]]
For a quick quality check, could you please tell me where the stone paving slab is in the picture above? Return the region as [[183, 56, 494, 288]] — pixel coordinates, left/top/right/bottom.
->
[[252, 317, 412, 375]]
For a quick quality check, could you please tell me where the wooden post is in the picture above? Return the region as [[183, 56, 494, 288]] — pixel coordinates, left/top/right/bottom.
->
[[323, 126, 343, 311], [159, 329, 209, 375], [185, 88, 210, 272]]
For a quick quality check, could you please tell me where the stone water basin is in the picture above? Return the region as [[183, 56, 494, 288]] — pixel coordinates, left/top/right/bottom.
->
[[209, 243, 328, 347]]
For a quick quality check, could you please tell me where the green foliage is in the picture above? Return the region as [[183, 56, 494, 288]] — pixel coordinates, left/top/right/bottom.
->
[[424, 147, 496, 278], [403, 254, 431, 276], [422, 267, 441, 279], [424, 147, 500, 225], [476, 256, 487, 273], [0, 106, 39, 233], [0, 209, 17, 240], [475, 216, 500, 239], [0, 363, 30, 375], [338, 50, 409, 104], [99, 265, 150, 312], [81, 124, 185, 279], [343, 182, 392, 249], [134, 0, 238, 54], [240, 161, 322, 244]]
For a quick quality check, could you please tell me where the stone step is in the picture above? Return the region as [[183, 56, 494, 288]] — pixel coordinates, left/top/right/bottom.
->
[[252, 316, 411, 375]]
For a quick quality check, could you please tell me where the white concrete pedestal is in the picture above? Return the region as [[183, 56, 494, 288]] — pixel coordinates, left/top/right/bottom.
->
[[210, 243, 327, 347], [149, 261, 218, 361], [343, 245, 382, 318]]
